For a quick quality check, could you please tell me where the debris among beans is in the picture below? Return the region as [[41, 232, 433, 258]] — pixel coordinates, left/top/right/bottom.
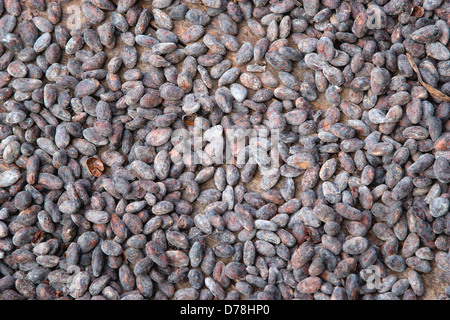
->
[[0, 0, 448, 301]]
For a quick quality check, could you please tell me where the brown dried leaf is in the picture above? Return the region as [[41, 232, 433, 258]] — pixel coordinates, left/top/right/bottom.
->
[[182, 115, 196, 126], [405, 53, 423, 81], [420, 82, 450, 102], [86, 157, 104, 177], [32, 230, 45, 244], [411, 6, 424, 17], [406, 53, 450, 102]]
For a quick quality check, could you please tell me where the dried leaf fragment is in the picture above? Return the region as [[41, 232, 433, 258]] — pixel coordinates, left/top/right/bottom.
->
[[406, 53, 450, 102], [411, 6, 424, 17], [182, 115, 196, 126], [86, 157, 104, 177], [32, 230, 45, 244]]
